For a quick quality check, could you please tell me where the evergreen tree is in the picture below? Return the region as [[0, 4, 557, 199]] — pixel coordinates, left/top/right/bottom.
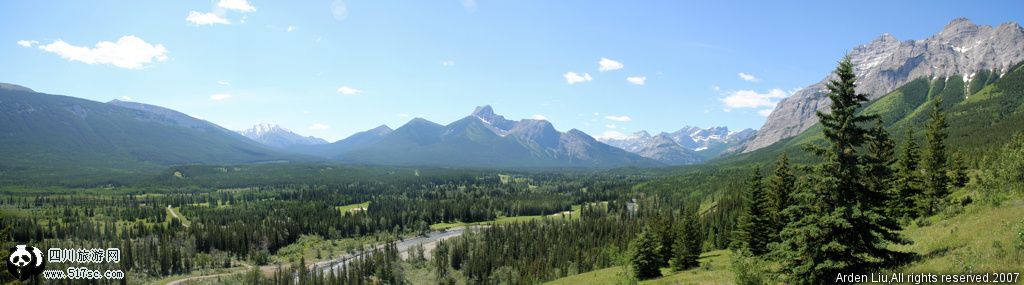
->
[[766, 153, 795, 242], [629, 227, 663, 280], [671, 209, 701, 271], [949, 152, 968, 188], [864, 119, 897, 212], [891, 130, 923, 219], [921, 97, 950, 216], [732, 167, 772, 256], [777, 56, 910, 284]]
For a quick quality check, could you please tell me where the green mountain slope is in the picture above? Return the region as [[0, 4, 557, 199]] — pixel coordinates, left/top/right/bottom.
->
[[719, 62, 1024, 167], [0, 87, 295, 184]]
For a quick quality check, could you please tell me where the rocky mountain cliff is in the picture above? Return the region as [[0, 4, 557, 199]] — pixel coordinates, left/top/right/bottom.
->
[[600, 126, 755, 164], [745, 18, 1024, 152]]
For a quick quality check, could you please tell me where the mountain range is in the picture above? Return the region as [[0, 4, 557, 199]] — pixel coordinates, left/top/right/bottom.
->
[[239, 123, 328, 149], [745, 18, 1024, 152], [598, 127, 756, 165]]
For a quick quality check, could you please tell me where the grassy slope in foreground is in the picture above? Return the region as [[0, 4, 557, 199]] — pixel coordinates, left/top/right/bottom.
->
[[546, 199, 1024, 284]]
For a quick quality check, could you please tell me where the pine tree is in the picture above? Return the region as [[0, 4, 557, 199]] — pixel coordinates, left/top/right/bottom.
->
[[864, 118, 896, 212], [777, 56, 910, 284], [891, 130, 923, 219], [732, 167, 772, 256], [921, 97, 950, 216], [671, 209, 701, 271], [766, 153, 795, 242], [629, 227, 663, 280]]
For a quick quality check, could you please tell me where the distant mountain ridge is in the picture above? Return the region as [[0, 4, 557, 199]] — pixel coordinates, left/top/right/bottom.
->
[[599, 126, 756, 164], [239, 123, 328, 149], [746, 18, 1024, 152], [336, 106, 660, 168], [0, 88, 294, 182]]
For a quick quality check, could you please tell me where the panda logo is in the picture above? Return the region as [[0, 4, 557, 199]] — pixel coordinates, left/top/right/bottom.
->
[[6, 245, 45, 281]]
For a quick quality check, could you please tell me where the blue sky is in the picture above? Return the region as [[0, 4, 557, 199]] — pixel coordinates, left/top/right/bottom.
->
[[2, 1, 1022, 141]]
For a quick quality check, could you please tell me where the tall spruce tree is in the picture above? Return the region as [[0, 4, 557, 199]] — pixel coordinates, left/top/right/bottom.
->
[[766, 153, 795, 242], [891, 130, 923, 219], [630, 227, 663, 279], [732, 167, 772, 256], [672, 208, 702, 271], [864, 119, 896, 211], [921, 97, 950, 216], [777, 56, 910, 284]]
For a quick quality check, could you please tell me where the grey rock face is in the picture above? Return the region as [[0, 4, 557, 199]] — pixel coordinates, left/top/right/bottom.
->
[[744, 18, 1024, 152]]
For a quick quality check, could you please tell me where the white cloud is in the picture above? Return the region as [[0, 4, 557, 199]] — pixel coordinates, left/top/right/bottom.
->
[[337, 86, 362, 95], [596, 131, 628, 140], [441, 60, 455, 67], [563, 72, 592, 84], [530, 114, 548, 120], [37, 36, 168, 69], [758, 109, 774, 117], [738, 72, 759, 82], [16, 40, 38, 47], [720, 88, 789, 109], [605, 124, 618, 129], [712, 85, 721, 92], [331, 0, 348, 21], [398, 113, 409, 118], [598, 57, 623, 72], [626, 76, 646, 85], [309, 123, 330, 130], [210, 93, 232, 101], [218, 0, 256, 12], [604, 115, 632, 122], [217, 80, 230, 85], [460, 0, 478, 12], [286, 26, 296, 32], [186, 11, 230, 25], [120, 96, 134, 101]]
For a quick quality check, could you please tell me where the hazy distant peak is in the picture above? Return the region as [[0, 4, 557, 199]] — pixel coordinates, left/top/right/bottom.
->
[[0, 83, 34, 92]]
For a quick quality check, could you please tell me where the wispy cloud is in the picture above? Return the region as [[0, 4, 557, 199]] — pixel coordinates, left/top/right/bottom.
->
[[758, 108, 774, 117], [37, 36, 168, 69], [16, 40, 38, 47], [598, 57, 623, 72], [596, 131, 628, 140], [286, 25, 296, 32], [626, 76, 646, 85], [460, 0, 478, 12], [563, 72, 593, 84], [738, 72, 759, 82], [331, 0, 348, 21], [720, 88, 788, 109], [309, 123, 330, 130], [441, 60, 455, 67], [604, 115, 632, 122], [120, 96, 134, 101], [217, 0, 256, 12], [186, 11, 230, 25], [337, 86, 363, 95], [530, 114, 548, 120], [217, 81, 230, 85], [210, 93, 232, 101], [605, 124, 618, 129]]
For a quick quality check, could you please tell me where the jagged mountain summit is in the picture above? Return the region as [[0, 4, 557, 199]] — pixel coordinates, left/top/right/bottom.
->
[[239, 123, 328, 149], [337, 105, 659, 168], [599, 126, 756, 164], [746, 18, 1024, 152]]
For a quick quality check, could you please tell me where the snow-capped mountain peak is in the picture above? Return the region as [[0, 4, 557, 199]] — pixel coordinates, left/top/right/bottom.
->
[[239, 123, 328, 148]]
